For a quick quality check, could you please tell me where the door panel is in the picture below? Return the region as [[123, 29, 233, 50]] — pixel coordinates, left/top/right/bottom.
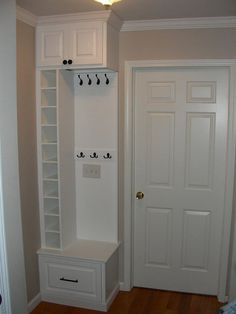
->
[[182, 210, 211, 270], [185, 113, 215, 189], [147, 113, 175, 187], [36, 25, 68, 66], [70, 21, 103, 66], [145, 207, 172, 268], [134, 67, 229, 295]]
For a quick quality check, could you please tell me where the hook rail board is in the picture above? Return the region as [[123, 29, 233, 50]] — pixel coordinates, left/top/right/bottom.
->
[[75, 150, 116, 161], [77, 73, 110, 86]]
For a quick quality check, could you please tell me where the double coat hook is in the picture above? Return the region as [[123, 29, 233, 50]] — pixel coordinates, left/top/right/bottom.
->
[[78, 75, 83, 86], [105, 74, 109, 85], [95, 74, 100, 85], [87, 74, 92, 85], [77, 152, 85, 158], [90, 152, 98, 159]]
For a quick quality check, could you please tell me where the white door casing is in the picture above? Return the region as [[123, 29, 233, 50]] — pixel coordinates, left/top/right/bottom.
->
[[0, 143, 11, 314], [123, 60, 236, 302]]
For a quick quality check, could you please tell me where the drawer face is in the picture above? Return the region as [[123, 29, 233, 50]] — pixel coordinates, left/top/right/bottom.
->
[[39, 256, 102, 302], [48, 263, 96, 295]]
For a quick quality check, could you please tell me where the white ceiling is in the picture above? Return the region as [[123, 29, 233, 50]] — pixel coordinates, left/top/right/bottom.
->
[[16, 0, 236, 20]]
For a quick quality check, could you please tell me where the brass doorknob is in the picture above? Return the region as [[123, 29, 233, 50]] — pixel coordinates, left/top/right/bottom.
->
[[136, 191, 144, 200]]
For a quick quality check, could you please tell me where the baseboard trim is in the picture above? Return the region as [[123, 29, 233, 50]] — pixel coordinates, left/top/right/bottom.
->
[[28, 293, 41, 313], [106, 284, 120, 310], [119, 281, 131, 291]]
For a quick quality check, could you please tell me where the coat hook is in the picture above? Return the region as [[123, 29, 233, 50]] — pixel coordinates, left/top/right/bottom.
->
[[77, 152, 85, 158], [90, 152, 98, 159], [78, 75, 83, 86], [103, 153, 112, 159], [95, 74, 100, 85], [105, 74, 109, 85], [87, 74, 92, 85]]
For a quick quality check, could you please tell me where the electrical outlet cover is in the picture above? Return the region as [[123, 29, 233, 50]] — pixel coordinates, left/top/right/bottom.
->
[[83, 164, 101, 178]]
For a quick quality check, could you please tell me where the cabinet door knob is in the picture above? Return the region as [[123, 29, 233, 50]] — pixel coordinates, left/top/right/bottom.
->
[[68, 59, 73, 65], [63, 59, 68, 65]]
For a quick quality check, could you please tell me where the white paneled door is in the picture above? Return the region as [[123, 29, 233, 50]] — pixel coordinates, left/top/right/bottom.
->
[[133, 67, 229, 295]]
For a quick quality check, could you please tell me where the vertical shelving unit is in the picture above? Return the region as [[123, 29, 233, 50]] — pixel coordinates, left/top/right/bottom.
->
[[39, 70, 61, 249]]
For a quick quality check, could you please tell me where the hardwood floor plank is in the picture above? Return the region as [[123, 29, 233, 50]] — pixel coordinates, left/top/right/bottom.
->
[[177, 292, 192, 314], [166, 292, 182, 312], [31, 288, 224, 314]]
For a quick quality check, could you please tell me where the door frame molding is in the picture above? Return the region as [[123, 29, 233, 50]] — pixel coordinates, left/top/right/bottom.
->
[[123, 59, 236, 301], [0, 142, 11, 314]]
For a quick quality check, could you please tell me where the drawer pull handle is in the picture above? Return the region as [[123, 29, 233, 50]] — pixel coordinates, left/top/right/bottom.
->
[[60, 277, 78, 283]]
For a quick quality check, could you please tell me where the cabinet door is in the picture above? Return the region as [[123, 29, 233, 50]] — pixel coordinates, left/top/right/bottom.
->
[[70, 21, 104, 66], [36, 25, 69, 67]]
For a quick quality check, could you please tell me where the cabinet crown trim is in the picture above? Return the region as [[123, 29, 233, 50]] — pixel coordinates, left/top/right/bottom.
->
[[37, 10, 123, 30]]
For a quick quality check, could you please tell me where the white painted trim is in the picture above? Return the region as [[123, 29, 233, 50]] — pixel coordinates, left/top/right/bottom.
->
[[27, 293, 41, 313], [37, 10, 109, 24], [121, 16, 236, 31], [123, 62, 134, 291], [0, 143, 11, 314], [16, 7, 235, 32], [119, 281, 129, 291], [106, 283, 120, 310], [123, 59, 236, 301], [16, 6, 37, 27], [37, 10, 122, 30], [218, 64, 236, 302]]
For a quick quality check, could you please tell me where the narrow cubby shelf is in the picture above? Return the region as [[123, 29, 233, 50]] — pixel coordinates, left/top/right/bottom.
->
[[44, 213, 59, 217], [41, 143, 57, 146], [42, 125, 57, 140], [41, 87, 56, 90], [41, 106, 56, 108], [41, 108, 57, 125], [44, 210, 60, 216], [42, 160, 58, 164], [45, 235, 61, 249], [44, 191, 59, 198], [39, 69, 61, 250], [45, 216, 60, 233], [44, 198, 59, 215], [41, 70, 57, 88], [43, 176, 58, 181], [41, 90, 57, 107], [41, 124, 57, 127]]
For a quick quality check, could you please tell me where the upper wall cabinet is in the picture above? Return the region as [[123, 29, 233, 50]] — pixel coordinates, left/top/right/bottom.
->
[[36, 11, 122, 71]]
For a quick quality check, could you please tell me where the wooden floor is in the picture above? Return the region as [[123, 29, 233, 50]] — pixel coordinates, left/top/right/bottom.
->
[[31, 288, 223, 314]]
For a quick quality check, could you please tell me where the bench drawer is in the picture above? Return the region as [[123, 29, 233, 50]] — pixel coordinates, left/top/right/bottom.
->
[[39, 256, 102, 302]]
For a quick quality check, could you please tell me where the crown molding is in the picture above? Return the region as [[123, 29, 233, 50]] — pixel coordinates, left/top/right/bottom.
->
[[37, 10, 122, 30], [16, 7, 236, 31], [121, 16, 236, 32], [16, 6, 37, 27], [37, 10, 110, 25]]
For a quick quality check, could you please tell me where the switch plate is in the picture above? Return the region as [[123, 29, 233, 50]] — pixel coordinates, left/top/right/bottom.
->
[[83, 164, 101, 178]]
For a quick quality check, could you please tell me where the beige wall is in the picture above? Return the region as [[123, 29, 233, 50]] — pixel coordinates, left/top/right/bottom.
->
[[16, 20, 40, 302], [118, 27, 236, 282], [119, 28, 236, 62]]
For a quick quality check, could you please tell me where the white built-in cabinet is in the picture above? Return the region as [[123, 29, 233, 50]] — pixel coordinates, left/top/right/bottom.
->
[[36, 11, 121, 312], [36, 11, 121, 70]]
